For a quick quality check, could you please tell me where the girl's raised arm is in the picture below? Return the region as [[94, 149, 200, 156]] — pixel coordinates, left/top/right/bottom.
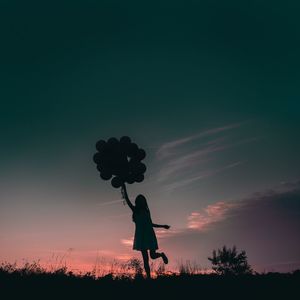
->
[[121, 183, 135, 211], [152, 223, 170, 229]]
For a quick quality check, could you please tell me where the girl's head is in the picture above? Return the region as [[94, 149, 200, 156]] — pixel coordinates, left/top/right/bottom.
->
[[132, 194, 149, 222], [135, 194, 148, 211]]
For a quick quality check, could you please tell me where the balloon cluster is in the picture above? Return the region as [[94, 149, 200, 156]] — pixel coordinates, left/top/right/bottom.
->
[[93, 136, 147, 188]]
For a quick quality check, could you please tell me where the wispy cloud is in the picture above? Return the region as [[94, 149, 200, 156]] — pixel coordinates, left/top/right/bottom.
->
[[163, 161, 243, 191], [157, 141, 227, 181], [155, 228, 184, 239], [155, 122, 258, 191], [156, 123, 241, 160], [96, 199, 124, 206], [158, 138, 258, 183]]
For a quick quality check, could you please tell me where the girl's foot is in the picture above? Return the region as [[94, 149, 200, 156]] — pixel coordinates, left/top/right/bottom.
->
[[161, 252, 168, 264]]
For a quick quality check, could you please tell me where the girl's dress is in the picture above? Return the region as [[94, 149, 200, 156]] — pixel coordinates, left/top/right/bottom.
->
[[133, 209, 158, 251]]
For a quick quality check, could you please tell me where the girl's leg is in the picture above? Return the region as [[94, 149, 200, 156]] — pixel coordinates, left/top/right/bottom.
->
[[150, 250, 168, 264], [149, 250, 162, 259], [141, 250, 151, 278]]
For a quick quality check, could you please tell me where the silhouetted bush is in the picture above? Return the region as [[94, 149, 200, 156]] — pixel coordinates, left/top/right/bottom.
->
[[208, 245, 253, 275]]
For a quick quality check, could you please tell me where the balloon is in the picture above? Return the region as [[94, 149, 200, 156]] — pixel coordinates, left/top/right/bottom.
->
[[127, 143, 139, 157], [96, 140, 106, 152], [137, 162, 146, 174], [104, 152, 115, 168], [100, 172, 112, 181], [107, 137, 119, 146], [120, 136, 131, 144], [135, 174, 144, 183], [94, 137, 147, 186], [119, 142, 130, 154], [136, 149, 146, 161], [111, 176, 123, 188], [93, 153, 101, 164], [127, 160, 146, 175], [96, 164, 104, 172], [116, 162, 129, 178], [128, 157, 138, 167], [126, 178, 135, 184], [125, 173, 135, 184]]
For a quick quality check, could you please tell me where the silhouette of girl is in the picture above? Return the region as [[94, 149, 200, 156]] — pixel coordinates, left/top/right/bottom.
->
[[121, 183, 170, 278]]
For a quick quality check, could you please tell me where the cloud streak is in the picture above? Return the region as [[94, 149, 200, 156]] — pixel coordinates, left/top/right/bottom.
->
[[157, 141, 225, 181], [156, 123, 241, 160], [155, 122, 258, 191], [163, 161, 243, 191], [96, 199, 124, 206]]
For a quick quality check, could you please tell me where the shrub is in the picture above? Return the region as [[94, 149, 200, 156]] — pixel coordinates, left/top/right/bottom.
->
[[208, 245, 252, 275]]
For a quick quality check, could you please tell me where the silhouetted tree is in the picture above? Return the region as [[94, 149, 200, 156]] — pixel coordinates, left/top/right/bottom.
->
[[208, 245, 252, 275]]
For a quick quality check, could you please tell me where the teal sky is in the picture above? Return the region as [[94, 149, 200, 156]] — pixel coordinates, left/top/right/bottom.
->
[[1, 1, 300, 272]]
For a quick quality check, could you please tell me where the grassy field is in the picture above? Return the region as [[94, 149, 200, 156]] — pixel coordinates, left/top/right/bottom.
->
[[1, 261, 299, 300]]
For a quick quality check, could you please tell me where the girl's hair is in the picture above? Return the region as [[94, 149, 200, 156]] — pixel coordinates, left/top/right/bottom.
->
[[132, 194, 149, 222]]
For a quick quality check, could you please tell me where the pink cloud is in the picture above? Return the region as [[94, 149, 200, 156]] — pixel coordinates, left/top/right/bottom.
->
[[155, 228, 183, 239], [121, 238, 134, 247], [187, 201, 237, 231]]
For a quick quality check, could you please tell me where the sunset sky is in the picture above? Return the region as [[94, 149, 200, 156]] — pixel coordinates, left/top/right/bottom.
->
[[1, 1, 300, 273]]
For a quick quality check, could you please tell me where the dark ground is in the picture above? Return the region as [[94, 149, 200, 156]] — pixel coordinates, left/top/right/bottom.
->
[[2, 270, 299, 300]]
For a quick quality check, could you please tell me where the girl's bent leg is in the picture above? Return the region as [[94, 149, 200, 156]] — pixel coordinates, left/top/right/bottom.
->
[[150, 250, 168, 264], [141, 250, 151, 278], [149, 250, 162, 259]]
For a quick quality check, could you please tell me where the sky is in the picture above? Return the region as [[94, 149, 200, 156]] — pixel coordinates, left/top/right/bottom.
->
[[1, 0, 300, 273]]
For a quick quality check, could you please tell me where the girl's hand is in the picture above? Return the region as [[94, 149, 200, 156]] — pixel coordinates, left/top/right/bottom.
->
[[121, 184, 126, 199], [163, 225, 171, 229]]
